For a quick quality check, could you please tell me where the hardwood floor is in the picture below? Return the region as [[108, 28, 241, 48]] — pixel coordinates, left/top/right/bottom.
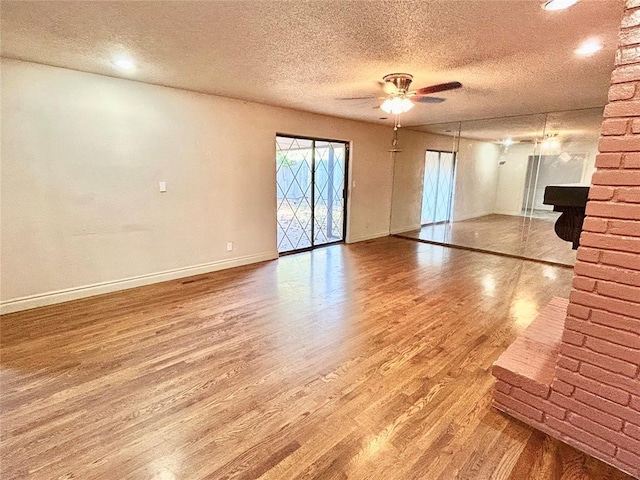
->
[[0, 237, 631, 479], [397, 214, 578, 267]]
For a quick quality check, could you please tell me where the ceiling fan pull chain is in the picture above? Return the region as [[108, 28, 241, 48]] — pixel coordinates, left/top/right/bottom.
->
[[392, 114, 400, 148]]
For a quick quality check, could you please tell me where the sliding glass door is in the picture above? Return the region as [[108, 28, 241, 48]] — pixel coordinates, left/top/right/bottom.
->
[[421, 150, 456, 225], [276, 135, 348, 254]]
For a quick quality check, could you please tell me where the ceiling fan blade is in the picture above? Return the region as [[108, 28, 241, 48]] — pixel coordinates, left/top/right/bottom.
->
[[415, 81, 462, 95], [336, 95, 377, 100], [412, 96, 446, 104]]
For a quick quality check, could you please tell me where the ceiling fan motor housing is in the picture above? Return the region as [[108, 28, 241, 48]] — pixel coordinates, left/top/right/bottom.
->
[[383, 73, 413, 93]]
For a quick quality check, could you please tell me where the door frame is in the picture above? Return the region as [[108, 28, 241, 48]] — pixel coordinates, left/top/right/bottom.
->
[[275, 133, 350, 255]]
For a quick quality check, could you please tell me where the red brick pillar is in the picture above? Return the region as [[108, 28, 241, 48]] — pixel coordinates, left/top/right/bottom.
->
[[552, 1, 640, 475]]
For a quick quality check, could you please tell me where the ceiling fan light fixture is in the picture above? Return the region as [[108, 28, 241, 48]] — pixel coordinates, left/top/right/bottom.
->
[[542, 134, 560, 151], [542, 0, 579, 11], [380, 97, 414, 115]]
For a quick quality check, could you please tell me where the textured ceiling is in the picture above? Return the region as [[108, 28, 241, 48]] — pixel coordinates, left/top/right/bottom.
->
[[0, 0, 625, 126]]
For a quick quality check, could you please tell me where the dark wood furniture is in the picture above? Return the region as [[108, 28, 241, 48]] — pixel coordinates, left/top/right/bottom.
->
[[543, 184, 590, 249]]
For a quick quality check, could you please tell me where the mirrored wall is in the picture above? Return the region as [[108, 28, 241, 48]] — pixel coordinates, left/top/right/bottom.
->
[[390, 107, 603, 267]]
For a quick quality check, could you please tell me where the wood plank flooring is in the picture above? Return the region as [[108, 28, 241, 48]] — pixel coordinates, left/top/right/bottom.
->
[[0, 237, 632, 479], [397, 214, 577, 267]]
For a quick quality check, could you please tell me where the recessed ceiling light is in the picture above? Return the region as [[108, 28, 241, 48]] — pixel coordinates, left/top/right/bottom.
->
[[112, 57, 136, 71], [503, 138, 515, 146], [575, 38, 603, 56], [542, 0, 579, 11]]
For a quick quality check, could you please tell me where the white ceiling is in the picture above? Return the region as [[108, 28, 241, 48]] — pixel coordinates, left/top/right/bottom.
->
[[0, 0, 625, 127]]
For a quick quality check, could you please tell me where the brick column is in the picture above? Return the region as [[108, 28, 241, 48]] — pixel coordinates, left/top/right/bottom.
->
[[492, 3, 640, 476], [552, 1, 640, 475]]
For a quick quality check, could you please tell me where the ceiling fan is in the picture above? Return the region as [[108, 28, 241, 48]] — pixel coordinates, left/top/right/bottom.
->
[[341, 73, 462, 115], [380, 73, 462, 114], [340, 73, 462, 152]]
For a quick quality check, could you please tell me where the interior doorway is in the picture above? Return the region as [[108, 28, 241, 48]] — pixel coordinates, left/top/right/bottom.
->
[[276, 135, 348, 254], [421, 150, 456, 225]]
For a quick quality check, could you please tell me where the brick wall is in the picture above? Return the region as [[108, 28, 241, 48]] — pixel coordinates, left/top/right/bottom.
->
[[555, 3, 640, 473], [493, 2, 640, 477]]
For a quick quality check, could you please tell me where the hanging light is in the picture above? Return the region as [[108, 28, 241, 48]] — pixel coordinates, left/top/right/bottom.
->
[[380, 96, 415, 115]]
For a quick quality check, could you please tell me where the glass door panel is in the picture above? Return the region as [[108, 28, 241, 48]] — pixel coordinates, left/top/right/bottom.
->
[[276, 137, 313, 253], [435, 152, 455, 223], [421, 151, 440, 225], [314, 141, 346, 246], [276, 136, 348, 254], [421, 150, 455, 225]]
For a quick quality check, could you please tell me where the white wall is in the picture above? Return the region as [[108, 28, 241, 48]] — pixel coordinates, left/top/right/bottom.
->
[[0, 58, 400, 312], [452, 139, 500, 221], [573, 139, 600, 184], [494, 143, 535, 216], [389, 130, 501, 231], [493, 138, 600, 216]]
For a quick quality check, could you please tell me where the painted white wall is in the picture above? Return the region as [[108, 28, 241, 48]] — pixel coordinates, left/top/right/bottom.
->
[[573, 139, 600, 185], [1, 58, 400, 312], [494, 143, 536, 216], [452, 139, 500, 221], [389, 130, 501, 231], [493, 138, 599, 216]]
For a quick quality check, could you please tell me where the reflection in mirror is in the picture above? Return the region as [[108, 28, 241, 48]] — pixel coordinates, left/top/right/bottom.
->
[[390, 122, 460, 235], [390, 107, 604, 267]]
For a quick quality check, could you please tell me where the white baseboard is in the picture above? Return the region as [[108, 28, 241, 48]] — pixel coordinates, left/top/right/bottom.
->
[[390, 224, 422, 235], [347, 230, 389, 244], [0, 251, 278, 315]]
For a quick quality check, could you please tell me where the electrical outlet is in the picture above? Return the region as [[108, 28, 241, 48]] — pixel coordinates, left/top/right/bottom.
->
[[159, 181, 167, 193], [226, 242, 233, 252]]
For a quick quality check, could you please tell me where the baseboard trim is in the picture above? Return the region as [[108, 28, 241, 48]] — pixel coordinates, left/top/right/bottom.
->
[[390, 224, 422, 235], [0, 251, 278, 315], [347, 230, 389, 244]]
